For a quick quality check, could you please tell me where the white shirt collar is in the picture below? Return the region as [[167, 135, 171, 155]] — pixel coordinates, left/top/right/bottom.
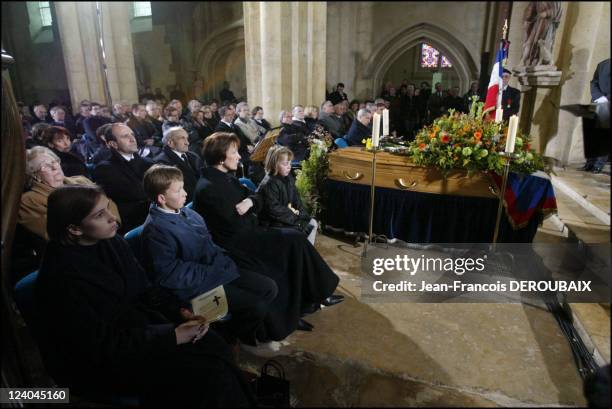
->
[[172, 149, 186, 159], [222, 119, 233, 127], [292, 117, 306, 123], [156, 204, 180, 214], [503, 84, 508, 91], [120, 152, 134, 161]]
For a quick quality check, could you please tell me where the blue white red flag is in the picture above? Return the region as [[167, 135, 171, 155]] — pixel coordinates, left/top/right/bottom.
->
[[484, 39, 509, 116]]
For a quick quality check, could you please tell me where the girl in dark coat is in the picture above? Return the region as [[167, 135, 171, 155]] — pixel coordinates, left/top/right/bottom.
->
[[193, 132, 344, 339], [35, 184, 255, 407], [257, 146, 318, 245]]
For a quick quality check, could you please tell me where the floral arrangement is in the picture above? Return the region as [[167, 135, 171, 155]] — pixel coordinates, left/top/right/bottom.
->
[[405, 99, 545, 176], [295, 125, 335, 220]]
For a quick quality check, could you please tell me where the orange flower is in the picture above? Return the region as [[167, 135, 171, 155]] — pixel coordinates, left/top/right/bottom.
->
[[441, 133, 450, 143], [474, 130, 482, 141], [463, 125, 470, 132], [419, 143, 427, 150], [429, 132, 436, 139]]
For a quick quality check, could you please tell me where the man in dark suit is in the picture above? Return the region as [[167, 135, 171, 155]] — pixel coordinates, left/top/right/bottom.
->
[[93, 123, 154, 234], [501, 68, 521, 121], [126, 103, 160, 158], [444, 86, 467, 114], [346, 108, 372, 146], [328, 82, 348, 104], [153, 126, 203, 203], [580, 58, 610, 173], [277, 105, 311, 161], [427, 82, 446, 122], [215, 105, 251, 175], [49, 105, 77, 138]]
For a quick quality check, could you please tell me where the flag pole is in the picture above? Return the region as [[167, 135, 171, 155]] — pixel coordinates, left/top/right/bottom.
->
[[496, 19, 508, 111]]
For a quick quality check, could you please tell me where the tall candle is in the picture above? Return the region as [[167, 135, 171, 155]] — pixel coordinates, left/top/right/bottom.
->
[[495, 108, 503, 123], [505, 115, 518, 153], [382, 108, 389, 136], [372, 112, 380, 147]]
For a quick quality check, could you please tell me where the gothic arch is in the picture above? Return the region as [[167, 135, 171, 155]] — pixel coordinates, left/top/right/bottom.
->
[[363, 23, 479, 94], [195, 19, 245, 101]]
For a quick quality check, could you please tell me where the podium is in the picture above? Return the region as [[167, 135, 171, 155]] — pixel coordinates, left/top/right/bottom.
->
[[560, 103, 610, 158]]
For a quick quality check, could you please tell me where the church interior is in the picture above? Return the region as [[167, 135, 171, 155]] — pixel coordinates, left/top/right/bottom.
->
[[1, 1, 610, 407]]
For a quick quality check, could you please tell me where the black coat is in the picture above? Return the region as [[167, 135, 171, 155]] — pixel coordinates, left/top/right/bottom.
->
[[153, 146, 203, 203], [52, 148, 88, 177], [126, 117, 158, 147], [193, 166, 339, 340], [591, 58, 610, 101], [92, 149, 154, 233], [277, 120, 310, 161], [194, 167, 261, 250], [346, 119, 370, 146], [443, 95, 467, 113], [83, 116, 111, 139], [256, 173, 312, 233], [502, 86, 521, 120], [35, 236, 253, 406]]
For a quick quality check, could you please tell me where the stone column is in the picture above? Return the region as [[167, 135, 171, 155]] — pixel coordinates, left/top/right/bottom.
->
[[244, 2, 326, 126], [55, 1, 138, 113]]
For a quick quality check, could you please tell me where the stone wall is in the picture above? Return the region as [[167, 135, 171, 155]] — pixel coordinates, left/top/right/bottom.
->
[[326, 1, 490, 100], [507, 1, 611, 164]]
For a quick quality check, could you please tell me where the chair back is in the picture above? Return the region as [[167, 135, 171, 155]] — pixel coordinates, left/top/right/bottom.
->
[[249, 128, 281, 162], [334, 137, 348, 148], [239, 177, 257, 192], [124, 225, 144, 265], [14, 270, 39, 327]]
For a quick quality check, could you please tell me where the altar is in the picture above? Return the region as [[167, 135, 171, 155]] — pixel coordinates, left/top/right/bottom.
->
[[322, 147, 557, 243]]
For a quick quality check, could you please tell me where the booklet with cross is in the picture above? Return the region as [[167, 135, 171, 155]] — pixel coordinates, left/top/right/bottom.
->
[[190, 285, 229, 324]]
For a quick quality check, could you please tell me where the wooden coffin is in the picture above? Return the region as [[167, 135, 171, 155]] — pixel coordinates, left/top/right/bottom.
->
[[327, 147, 499, 199]]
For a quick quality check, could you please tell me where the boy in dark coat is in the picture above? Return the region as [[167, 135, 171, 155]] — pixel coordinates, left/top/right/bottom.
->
[[141, 164, 278, 345]]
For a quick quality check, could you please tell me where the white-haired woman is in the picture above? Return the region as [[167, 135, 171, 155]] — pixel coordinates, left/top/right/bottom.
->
[[18, 146, 121, 240]]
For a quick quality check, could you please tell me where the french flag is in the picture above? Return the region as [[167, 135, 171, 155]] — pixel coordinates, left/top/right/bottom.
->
[[484, 40, 509, 116]]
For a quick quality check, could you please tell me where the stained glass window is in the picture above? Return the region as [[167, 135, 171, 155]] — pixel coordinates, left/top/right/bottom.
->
[[441, 55, 453, 68], [39, 1, 52, 27], [420, 43, 453, 69], [133, 2, 152, 17], [421, 44, 439, 68]]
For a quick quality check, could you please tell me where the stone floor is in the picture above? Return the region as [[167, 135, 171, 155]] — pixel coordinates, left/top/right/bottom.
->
[[240, 234, 592, 407], [239, 167, 611, 407]]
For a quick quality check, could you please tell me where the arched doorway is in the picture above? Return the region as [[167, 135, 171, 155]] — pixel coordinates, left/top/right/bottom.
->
[[195, 20, 246, 102], [363, 23, 478, 96]]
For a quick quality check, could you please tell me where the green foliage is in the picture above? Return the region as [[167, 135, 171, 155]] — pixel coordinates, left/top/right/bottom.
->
[[295, 141, 329, 219]]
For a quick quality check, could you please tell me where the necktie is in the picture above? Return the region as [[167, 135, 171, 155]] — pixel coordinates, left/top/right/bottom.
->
[[181, 154, 188, 162]]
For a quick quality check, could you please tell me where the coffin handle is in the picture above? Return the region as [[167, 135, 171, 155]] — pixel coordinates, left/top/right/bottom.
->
[[395, 178, 417, 189], [488, 185, 498, 196], [343, 171, 363, 181]]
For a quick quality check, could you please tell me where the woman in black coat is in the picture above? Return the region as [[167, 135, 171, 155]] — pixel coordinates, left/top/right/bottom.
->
[[35, 184, 254, 407], [41, 126, 88, 177], [193, 132, 343, 340]]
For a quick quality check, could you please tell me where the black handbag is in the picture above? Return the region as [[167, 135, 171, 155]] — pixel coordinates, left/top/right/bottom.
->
[[252, 360, 290, 408]]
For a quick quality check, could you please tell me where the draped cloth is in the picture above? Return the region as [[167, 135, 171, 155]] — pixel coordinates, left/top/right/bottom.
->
[[323, 176, 550, 243]]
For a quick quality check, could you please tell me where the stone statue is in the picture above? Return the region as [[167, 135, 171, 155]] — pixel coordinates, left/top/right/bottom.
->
[[520, 2, 562, 68]]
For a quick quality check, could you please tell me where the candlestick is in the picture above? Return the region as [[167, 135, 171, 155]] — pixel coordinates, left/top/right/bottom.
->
[[495, 108, 503, 123], [505, 115, 518, 153], [372, 112, 380, 147], [382, 109, 389, 136]]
